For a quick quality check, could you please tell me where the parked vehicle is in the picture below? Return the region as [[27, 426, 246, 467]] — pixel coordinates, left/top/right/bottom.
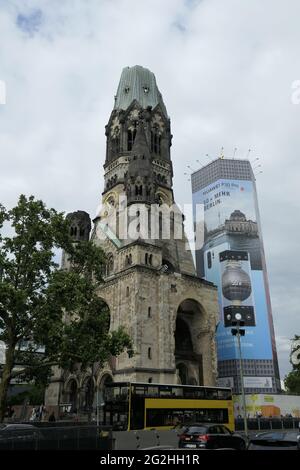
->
[[0, 424, 40, 450], [248, 431, 300, 450], [178, 423, 246, 450]]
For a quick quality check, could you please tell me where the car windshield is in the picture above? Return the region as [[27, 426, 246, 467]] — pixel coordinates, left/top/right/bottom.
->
[[186, 426, 207, 434]]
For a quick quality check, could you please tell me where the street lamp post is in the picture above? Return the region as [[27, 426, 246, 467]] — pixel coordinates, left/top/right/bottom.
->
[[231, 316, 248, 440]]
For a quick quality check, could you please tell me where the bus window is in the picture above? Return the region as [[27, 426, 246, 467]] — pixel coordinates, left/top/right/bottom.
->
[[194, 389, 206, 399], [183, 388, 198, 398], [206, 389, 219, 400], [132, 385, 147, 396], [171, 387, 183, 398], [217, 389, 232, 400], [147, 387, 159, 397], [158, 387, 173, 398], [120, 386, 129, 400], [130, 396, 145, 430]]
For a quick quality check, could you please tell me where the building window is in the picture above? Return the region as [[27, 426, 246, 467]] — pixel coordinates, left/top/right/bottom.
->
[[114, 136, 120, 154], [145, 253, 153, 265], [135, 185, 142, 196], [148, 347, 152, 360], [125, 254, 132, 266], [148, 307, 151, 318], [148, 377, 153, 383], [127, 121, 138, 151], [151, 130, 161, 155], [126, 286, 130, 297], [106, 254, 114, 276], [207, 251, 212, 269]]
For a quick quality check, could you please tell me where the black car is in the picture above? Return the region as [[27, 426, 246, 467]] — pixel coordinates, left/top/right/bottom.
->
[[0, 424, 41, 450], [178, 423, 246, 450], [248, 431, 300, 450]]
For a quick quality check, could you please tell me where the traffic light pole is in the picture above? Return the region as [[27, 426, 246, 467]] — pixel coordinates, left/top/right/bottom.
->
[[236, 325, 248, 440]]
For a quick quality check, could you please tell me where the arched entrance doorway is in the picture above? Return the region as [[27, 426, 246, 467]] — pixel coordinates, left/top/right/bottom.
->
[[81, 376, 94, 412], [176, 363, 189, 385], [96, 374, 113, 424], [175, 299, 205, 385], [66, 379, 78, 412]]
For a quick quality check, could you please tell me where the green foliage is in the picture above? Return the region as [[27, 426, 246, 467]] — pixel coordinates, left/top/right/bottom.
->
[[7, 385, 45, 406], [0, 195, 132, 420], [284, 369, 300, 394], [284, 335, 300, 394]]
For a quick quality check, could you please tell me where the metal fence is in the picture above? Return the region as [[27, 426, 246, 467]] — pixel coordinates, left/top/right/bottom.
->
[[235, 417, 300, 431], [0, 425, 114, 450]]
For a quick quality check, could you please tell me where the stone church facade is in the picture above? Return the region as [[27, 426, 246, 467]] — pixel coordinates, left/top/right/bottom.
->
[[45, 66, 219, 415]]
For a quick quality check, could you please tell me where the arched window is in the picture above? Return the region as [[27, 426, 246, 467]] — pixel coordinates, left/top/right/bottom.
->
[[125, 254, 132, 266], [148, 347, 152, 360], [127, 122, 138, 151], [207, 251, 212, 269], [106, 254, 114, 276], [67, 379, 78, 412], [151, 130, 161, 155], [114, 137, 120, 154], [149, 254, 153, 266], [145, 253, 148, 264], [126, 286, 130, 297], [148, 307, 152, 318], [159, 212, 163, 238], [135, 185, 143, 196]]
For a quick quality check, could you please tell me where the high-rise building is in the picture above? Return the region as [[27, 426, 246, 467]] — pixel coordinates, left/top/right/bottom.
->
[[45, 66, 219, 413], [191, 158, 281, 394]]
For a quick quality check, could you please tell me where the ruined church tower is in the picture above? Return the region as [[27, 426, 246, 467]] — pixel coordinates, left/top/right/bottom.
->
[[45, 66, 218, 411]]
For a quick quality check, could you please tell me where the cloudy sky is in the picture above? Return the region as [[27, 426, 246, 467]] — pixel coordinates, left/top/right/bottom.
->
[[0, 0, 299, 379]]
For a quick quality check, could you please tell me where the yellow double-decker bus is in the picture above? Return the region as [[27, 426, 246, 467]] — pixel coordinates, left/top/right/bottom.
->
[[103, 382, 234, 431]]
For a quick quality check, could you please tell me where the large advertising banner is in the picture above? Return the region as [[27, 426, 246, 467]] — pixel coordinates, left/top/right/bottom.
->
[[220, 250, 256, 327], [192, 178, 273, 363]]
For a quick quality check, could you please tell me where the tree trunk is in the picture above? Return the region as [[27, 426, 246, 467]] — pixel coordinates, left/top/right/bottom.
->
[[0, 345, 14, 422]]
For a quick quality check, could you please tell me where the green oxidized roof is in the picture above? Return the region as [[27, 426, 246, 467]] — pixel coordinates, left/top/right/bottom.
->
[[114, 65, 168, 117]]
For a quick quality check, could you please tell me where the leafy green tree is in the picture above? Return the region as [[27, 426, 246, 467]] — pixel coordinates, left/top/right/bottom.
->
[[284, 335, 300, 394], [0, 195, 132, 422]]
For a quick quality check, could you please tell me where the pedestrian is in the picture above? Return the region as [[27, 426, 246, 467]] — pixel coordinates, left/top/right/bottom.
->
[[29, 407, 37, 422], [48, 412, 56, 422]]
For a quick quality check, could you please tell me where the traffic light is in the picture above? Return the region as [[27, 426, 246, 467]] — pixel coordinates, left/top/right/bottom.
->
[[231, 317, 245, 336], [231, 328, 245, 336]]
